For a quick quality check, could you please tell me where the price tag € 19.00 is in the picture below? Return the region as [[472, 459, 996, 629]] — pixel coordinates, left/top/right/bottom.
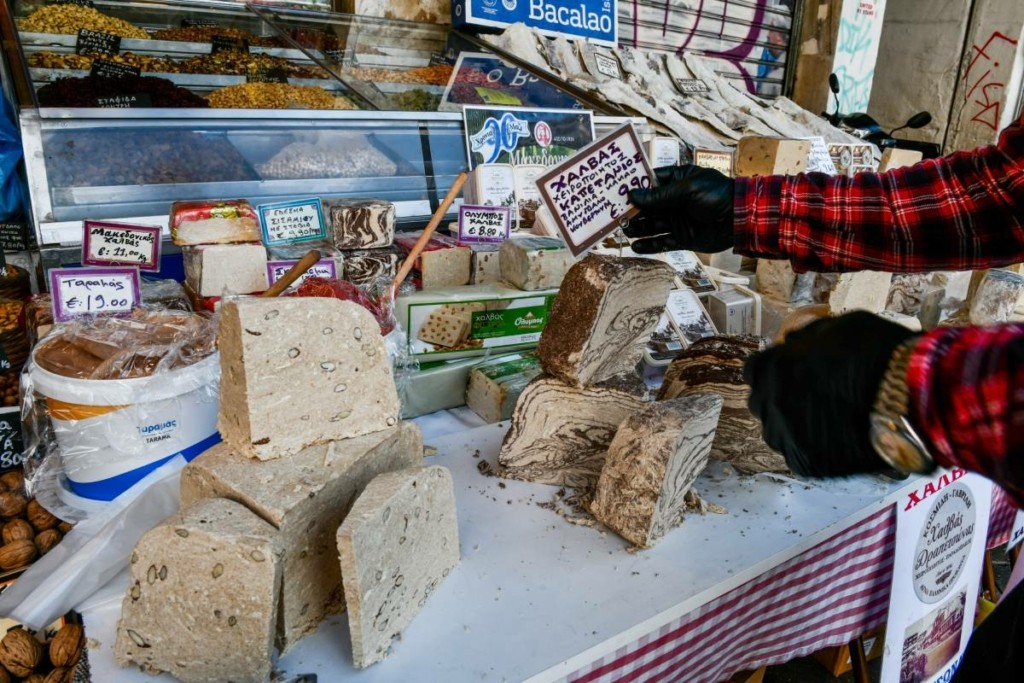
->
[[49, 267, 141, 322]]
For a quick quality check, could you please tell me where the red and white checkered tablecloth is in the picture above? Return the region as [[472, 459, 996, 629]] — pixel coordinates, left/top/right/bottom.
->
[[561, 487, 1019, 683]]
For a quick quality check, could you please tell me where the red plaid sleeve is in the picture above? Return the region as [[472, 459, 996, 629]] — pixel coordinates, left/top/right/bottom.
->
[[907, 324, 1024, 506], [734, 119, 1024, 272]]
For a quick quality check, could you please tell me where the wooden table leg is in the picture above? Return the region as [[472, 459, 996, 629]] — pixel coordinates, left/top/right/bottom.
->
[[849, 635, 871, 683], [983, 549, 999, 600]]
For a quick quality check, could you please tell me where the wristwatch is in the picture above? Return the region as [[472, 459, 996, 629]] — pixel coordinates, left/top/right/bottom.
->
[[869, 339, 936, 475]]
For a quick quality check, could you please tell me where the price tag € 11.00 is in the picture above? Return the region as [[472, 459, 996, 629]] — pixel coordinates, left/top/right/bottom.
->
[[49, 267, 141, 322], [82, 220, 162, 270], [457, 205, 511, 244]]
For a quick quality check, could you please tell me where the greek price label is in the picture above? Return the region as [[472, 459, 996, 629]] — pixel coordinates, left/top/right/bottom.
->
[[693, 149, 734, 178], [181, 18, 219, 28], [49, 267, 141, 322], [246, 66, 289, 84], [258, 199, 326, 246], [96, 93, 152, 108], [593, 52, 621, 80], [0, 408, 24, 472], [0, 222, 29, 252], [266, 259, 336, 287], [82, 220, 162, 270], [536, 123, 654, 256], [76, 29, 121, 56], [211, 35, 249, 54], [458, 205, 511, 244], [89, 60, 140, 80]]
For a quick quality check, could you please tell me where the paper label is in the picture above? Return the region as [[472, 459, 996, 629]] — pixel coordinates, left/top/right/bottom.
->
[[95, 93, 152, 108], [82, 220, 161, 270], [675, 78, 710, 94], [537, 123, 654, 256], [49, 267, 141, 322], [76, 29, 120, 56], [0, 408, 24, 472], [649, 138, 680, 168], [666, 289, 717, 346], [246, 65, 289, 84], [474, 164, 517, 208], [593, 52, 621, 80], [0, 222, 29, 252], [266, 259, 336, 287], [258, 198, 326, 246], [458, 205, 512, 244], [211, 35, 250, 54], [89, 60, 139, 80], [802, 136, 839, 175], [693, 149, 734, 177]]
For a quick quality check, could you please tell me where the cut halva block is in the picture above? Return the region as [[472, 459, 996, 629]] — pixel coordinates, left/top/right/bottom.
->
[[824, 271, 893, 314], [114, 498, 282, 683], [734, 137, 810, 176], [659, 336, 787, 475], [183, 243, 268, 297], [590, 394, 723, 548], [326, 199, 395, 250], [969, 269, 1024, 325], [337, 465, 460, 668], [169, 199, 260, 246], [343, 247, 399, 286], [537, 254, 674, 387], [395, 232, 472, 289], [755, 259, 797, 302], [218, 297, 400, 460], [180, 422, 422, 652], [470, 244, 502, 284], [498, 373, 649, 488], [465, 352, 542, 423], [499, 236, 575, 291]]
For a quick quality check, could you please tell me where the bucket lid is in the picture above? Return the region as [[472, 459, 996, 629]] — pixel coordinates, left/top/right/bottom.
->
[[29, 351, 220, 406]]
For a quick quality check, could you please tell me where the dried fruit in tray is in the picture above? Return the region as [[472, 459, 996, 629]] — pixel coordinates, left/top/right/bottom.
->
[[36, 74, 209, 108]]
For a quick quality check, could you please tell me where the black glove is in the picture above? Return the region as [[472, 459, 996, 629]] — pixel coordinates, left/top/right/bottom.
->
[[743, 311, 917, 478], [625, 165, 735, 254]]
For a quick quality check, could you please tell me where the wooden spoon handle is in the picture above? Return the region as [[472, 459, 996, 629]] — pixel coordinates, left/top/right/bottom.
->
[[262, 249, 322, 297], [390, 172, 469, 300]]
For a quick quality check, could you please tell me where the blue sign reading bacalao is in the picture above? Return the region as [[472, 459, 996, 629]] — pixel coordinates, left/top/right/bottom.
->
[[453, 0, 618, 48]]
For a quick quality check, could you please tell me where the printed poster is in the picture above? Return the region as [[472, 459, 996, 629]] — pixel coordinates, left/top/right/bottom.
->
[[463, 106, 595, 169], [881, 468, 992, 683], [440, 53, 583, 112]]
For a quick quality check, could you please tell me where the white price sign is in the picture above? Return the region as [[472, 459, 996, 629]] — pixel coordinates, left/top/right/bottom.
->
[[258, 198, 326, 246], [458, 205, 511, 244], [82, 220, 162, 270], [266, 259, 337, 288], [537, 123, 655, 256], [49, 267, 141, 322]]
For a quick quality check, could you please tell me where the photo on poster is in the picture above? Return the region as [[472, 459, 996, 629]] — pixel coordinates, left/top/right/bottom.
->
[[899, 590, 967, 683]]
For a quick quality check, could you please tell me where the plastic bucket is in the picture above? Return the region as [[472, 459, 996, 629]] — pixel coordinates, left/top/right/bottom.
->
[[29, 352, 221, 502]]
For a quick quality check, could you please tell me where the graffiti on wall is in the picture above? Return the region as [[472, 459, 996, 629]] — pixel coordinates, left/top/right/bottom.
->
[[619, 0, 794, 97], [833, 0, 887, 112], [962, 31, 1019, 131]]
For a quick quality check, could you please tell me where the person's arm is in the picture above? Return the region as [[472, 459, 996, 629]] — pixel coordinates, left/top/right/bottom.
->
[[908, 323, 1024, 504], [734, 121, 1024, 272]]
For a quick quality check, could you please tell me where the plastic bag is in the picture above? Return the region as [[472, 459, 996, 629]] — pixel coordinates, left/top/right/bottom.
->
[[0, 95, 27, 222]]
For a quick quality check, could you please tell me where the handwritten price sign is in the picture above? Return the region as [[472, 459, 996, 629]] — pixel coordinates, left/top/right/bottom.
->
[[49, 267, 141, 322], [457, 205, 511, 244], [266, 259, 337, 288], [82, 220, 162, 270], [258, 198, 326, 246], [537, 123, 654, 256]]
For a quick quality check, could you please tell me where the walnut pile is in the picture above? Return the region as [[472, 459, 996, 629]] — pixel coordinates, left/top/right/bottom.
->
[[0, 470, 72, 572], [0, 623, 84, 683]]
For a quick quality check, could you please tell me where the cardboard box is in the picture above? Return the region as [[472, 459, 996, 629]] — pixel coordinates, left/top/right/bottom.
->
[[811, 626, 885, 677], [453, 0, 618, 47]]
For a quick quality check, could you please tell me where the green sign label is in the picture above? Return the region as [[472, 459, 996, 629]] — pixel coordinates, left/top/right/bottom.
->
[[471, 305, 549, 339]]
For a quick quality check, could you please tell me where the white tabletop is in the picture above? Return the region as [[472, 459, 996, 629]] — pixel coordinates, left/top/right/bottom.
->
[[83, 420, 917, 683]]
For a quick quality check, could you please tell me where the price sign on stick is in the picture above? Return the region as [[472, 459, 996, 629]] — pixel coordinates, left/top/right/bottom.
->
[[536, 123, 655, 256], [457, 205, 511, 244], [82, 220, 162, 270], [49, 267, 141, 322], [258, 198, 326, 246]]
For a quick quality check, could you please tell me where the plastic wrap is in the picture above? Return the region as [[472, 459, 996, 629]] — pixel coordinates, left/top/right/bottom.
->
[[21, 309, 220, 507]]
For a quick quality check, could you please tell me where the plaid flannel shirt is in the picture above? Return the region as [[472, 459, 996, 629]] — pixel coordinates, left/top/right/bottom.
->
[[734, 119, 1024, 504]]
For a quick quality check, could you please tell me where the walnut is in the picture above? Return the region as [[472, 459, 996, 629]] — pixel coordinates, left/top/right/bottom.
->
[[2, 518, 34, 544], [0, 470, 23, 492], [0, 491, 28, 518], [0, 539, 38, 569], [35, 528, 62, 556], [26, 500, 59, 532], [0, 628, 43, 677], [49, 623, 84, 668], [43, 668, 70, 683]]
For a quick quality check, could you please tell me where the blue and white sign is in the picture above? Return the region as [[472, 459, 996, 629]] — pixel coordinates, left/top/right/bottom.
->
[[453, 0, 618, 48]]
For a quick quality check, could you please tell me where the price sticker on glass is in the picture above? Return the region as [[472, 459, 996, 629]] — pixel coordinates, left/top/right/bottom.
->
[[457, 205, 511, 244], [49, 267, 141, 322]]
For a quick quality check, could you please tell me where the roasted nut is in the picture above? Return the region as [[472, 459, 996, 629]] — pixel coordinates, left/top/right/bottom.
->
[[0, 664, 10, 683], [2, 519, 34, 544], [0, 539, 38, 569], [0, 628, 43, 677], [26, 500, 59, 532], [43, 669, 69, 683], [23, 674, 45, 683], [58, 521, 74, 534], [19, 6, 150, 39], [49, 624, 83, 669], [0, 492, 28, 518], [0, 470, 23, 492], [35, 529, 62, 556]]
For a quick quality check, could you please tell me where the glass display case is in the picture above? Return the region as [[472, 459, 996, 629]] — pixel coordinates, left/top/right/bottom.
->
[[0, 0, 631, 250]]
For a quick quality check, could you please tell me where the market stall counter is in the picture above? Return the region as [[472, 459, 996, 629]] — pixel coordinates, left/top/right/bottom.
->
[[74, 412, 1015, 683]]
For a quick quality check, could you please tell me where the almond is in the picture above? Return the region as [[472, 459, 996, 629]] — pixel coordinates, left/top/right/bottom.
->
[[0, 628, 43, 677], [0, 539, 38, 569]]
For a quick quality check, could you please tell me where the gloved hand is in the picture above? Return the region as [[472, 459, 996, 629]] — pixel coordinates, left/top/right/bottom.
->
[[743, 311, 917, 477], [626, 165, 735, 254]]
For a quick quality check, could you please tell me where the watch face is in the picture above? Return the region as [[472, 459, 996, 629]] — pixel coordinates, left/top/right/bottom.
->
[[870, 415, 931, 473]]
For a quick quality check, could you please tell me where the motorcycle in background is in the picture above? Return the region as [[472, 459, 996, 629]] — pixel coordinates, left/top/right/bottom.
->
[[823, 73, 941, 159]]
